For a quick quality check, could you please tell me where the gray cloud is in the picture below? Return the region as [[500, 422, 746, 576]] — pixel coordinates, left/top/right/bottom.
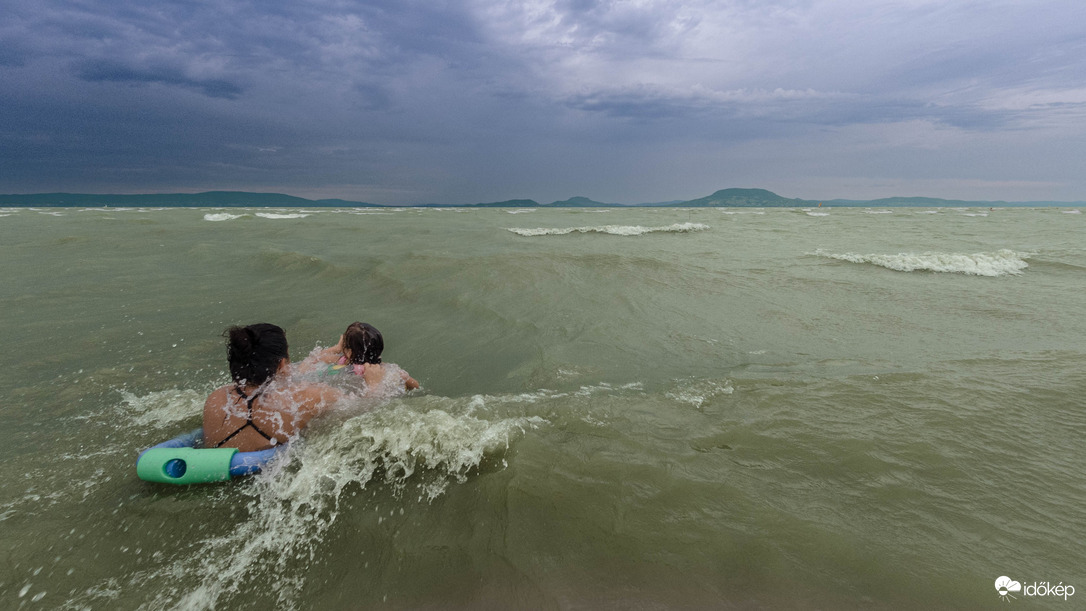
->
[[75, 59, 244, 99], [1, 0, 1085, 203]]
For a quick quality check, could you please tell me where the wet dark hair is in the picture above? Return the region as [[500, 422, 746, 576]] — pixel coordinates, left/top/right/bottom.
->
[[225, 323, 289, 386], [342, 322, 383, 365]]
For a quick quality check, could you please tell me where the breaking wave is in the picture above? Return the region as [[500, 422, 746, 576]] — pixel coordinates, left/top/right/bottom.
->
[[812, 248, 1032, 276], [508, 222, 709, 237], [255, 213, 311, 219], [203, 213, 246, 221]]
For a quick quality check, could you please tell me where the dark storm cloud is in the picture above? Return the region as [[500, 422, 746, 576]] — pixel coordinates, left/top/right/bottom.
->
[[75, 59, 244, 99], [2, 0, 1085, 203]]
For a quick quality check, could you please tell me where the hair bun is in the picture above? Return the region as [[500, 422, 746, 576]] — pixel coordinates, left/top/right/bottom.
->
[[224, 323, 289, 386], [227, 326, 254, 355]]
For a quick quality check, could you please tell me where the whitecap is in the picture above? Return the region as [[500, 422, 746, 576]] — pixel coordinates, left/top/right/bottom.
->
[[255, 212, 310, 219], [507, 222, 709, 237], [805, 212, 830, 217], [203, 213, 246, 221], [812, 248, 1031, 276], [666, 379, 734, 409], [1062, 209, 1081, 214]]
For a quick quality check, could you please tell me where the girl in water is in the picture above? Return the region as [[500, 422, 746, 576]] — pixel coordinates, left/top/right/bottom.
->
[[300, 322, 419, 394], [203, 323, 342, 452]]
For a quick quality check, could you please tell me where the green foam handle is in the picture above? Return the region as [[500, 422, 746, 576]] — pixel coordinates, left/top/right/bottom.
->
[[137, 447, 239, 485]]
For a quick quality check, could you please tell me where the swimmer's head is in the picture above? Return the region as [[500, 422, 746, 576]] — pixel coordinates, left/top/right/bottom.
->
[[225, 323, 289, 386], [342, 322, 383, 365]]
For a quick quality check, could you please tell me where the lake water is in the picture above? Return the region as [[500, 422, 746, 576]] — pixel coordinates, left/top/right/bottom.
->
[[1, 205, 1084, 609]]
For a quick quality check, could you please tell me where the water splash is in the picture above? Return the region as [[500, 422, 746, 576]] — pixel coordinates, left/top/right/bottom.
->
[[147, 400, 543, 610]]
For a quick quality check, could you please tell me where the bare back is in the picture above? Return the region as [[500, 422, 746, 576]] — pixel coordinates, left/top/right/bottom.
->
[[203, 381, 341, 452]]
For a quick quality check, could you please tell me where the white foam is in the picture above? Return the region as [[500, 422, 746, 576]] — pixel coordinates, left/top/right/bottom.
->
[[666, 379, 734, 409], [117, 388, 205, 427], [203, 213, 246, 221], [864, 210, 893, 214], [468, 381, 643, 407], [805, 212, 830, 217], [146, 399, 544, 609], [255, 213, 310, 219], [505, 209, 534, 214], [1062, 209, 1081, 214], [813, 248, 1031, 276], [508, 222, 709, 237]]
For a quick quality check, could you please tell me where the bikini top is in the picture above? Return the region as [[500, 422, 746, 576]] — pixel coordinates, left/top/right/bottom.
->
[[212, 386, 276, 448]]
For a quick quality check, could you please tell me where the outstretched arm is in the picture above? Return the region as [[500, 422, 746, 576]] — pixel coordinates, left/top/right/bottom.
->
[[400, 370, 420, 391]]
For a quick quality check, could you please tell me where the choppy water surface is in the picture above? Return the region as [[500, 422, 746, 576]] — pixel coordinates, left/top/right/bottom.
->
[[1, 206, 1084, 609]]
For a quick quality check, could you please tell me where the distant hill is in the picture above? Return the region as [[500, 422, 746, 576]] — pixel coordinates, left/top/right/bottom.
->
[[468, 199, 540, 208], [667, 188, 805, 207], [1, 189, 1082, 208], [546, 196, 620, 207]]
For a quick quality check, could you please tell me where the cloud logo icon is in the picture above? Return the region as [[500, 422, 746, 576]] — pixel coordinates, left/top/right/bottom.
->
[[995, 576, 1022, 600]]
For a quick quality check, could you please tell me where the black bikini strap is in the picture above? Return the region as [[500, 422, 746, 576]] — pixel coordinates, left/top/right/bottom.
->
[[213, 386, 275, 447]]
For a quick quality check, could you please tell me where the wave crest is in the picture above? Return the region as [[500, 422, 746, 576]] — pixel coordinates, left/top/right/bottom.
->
[[255, 212, 311, 219], [812, 248, 1031, 276], [508, 222, 709, 237], [203, 213, 246, 221]]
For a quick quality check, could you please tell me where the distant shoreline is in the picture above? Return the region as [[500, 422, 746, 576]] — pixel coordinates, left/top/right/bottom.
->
[[1, 188, 1083, 208]]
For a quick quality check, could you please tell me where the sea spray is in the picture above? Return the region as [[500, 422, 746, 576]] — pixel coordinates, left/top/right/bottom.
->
[[151, 399, 543, 610]]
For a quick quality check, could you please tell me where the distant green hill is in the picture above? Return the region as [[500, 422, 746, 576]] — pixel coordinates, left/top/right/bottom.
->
[[1, 189, 1081, 208], [669, 188, 805, 207], [546, 196, 619, 207], [468, 199, 540, 208]]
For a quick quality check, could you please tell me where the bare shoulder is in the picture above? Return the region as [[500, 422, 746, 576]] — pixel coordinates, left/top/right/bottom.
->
[[204, 386, 230, 410]]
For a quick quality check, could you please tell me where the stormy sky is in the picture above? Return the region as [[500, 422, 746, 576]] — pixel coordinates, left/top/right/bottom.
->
[[2, 0, 1084, 204]]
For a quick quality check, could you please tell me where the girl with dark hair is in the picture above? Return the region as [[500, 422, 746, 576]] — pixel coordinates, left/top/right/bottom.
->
[[299, 321, 419, 394], [203, 323, 342, 451]]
